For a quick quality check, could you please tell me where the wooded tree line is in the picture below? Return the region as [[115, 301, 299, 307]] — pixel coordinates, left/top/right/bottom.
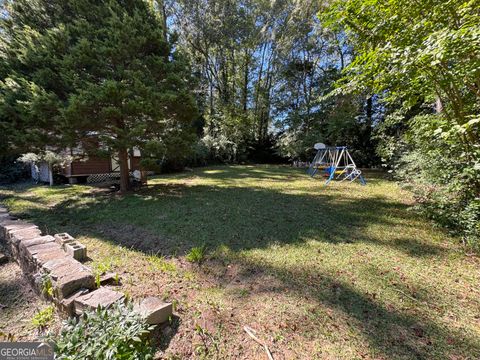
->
[[0, 0, 478, 247], [165, 0, 378, 166]]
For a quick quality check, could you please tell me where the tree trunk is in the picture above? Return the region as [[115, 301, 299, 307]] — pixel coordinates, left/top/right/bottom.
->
[[435, 95, 443, 113], [243, 50, 249, 112], [118, 148, 130, 193], [160, 0, 168, 41], [140, 170, 148, 185], [366, 95, 373, 127]]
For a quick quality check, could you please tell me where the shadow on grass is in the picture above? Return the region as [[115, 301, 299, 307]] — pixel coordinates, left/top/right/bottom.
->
[[149, 315, 182, 353], [1, 167, 473, 358], [217, 255, 479, 359], [8, 182, 444, 258]]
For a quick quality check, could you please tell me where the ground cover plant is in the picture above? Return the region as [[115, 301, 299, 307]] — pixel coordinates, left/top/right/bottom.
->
[[1, 165, 479, 359], [48, 302, 154, 360]]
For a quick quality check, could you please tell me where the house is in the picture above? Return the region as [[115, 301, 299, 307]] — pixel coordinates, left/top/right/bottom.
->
[[31, 148, 143, 185]]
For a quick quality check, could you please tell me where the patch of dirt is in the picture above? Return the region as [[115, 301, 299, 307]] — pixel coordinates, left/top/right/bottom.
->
[[0, 257, 59, 341], [84, 239, 306, 359], [142, 258, 319, 359], [139, 183, 188, 198]]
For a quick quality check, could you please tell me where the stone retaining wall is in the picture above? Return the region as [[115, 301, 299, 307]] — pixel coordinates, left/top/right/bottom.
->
[[0, 205, 172, 323]]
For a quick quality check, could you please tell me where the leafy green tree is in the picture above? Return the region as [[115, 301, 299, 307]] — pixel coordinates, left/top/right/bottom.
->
[[321, 0, 480, 168], [169, 0, 374, 164], [321, 0, 480, 247], [169, 0, 268, 160], [0, 0, 197, 192]]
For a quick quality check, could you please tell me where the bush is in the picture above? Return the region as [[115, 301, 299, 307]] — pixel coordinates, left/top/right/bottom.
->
[[460, 199, 480, 250], [245, 134, 288, 164], [0, 155, 29, 184], [380, 112, 480, 251], [48, 302, 154, 360], [201, 133, 239, 163]]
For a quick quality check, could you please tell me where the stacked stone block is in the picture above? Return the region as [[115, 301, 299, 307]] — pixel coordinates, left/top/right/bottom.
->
[[0, 205, 172, 324], [0, 207, 98, 312]]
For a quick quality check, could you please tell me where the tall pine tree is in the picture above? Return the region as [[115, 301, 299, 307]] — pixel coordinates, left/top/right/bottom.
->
[[0, 0, 197, 192]]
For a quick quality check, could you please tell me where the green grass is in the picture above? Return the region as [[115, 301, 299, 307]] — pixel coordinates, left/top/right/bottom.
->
[[1, 165, 479, 359], [186, 245, 207, 264]]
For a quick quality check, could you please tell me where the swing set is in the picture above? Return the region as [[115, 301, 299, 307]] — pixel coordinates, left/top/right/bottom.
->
[[307, 143, 366, 185]]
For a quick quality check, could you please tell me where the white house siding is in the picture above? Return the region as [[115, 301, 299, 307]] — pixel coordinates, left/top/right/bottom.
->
[[31, 161, 51, 183], [30, 162, 38, 181]]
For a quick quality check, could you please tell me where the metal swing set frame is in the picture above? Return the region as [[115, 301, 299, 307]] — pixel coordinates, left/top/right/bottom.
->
[[307, 143, 366, 185]]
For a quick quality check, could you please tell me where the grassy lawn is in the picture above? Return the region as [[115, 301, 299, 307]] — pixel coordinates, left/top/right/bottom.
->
[[1, 165, 479, 359]]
